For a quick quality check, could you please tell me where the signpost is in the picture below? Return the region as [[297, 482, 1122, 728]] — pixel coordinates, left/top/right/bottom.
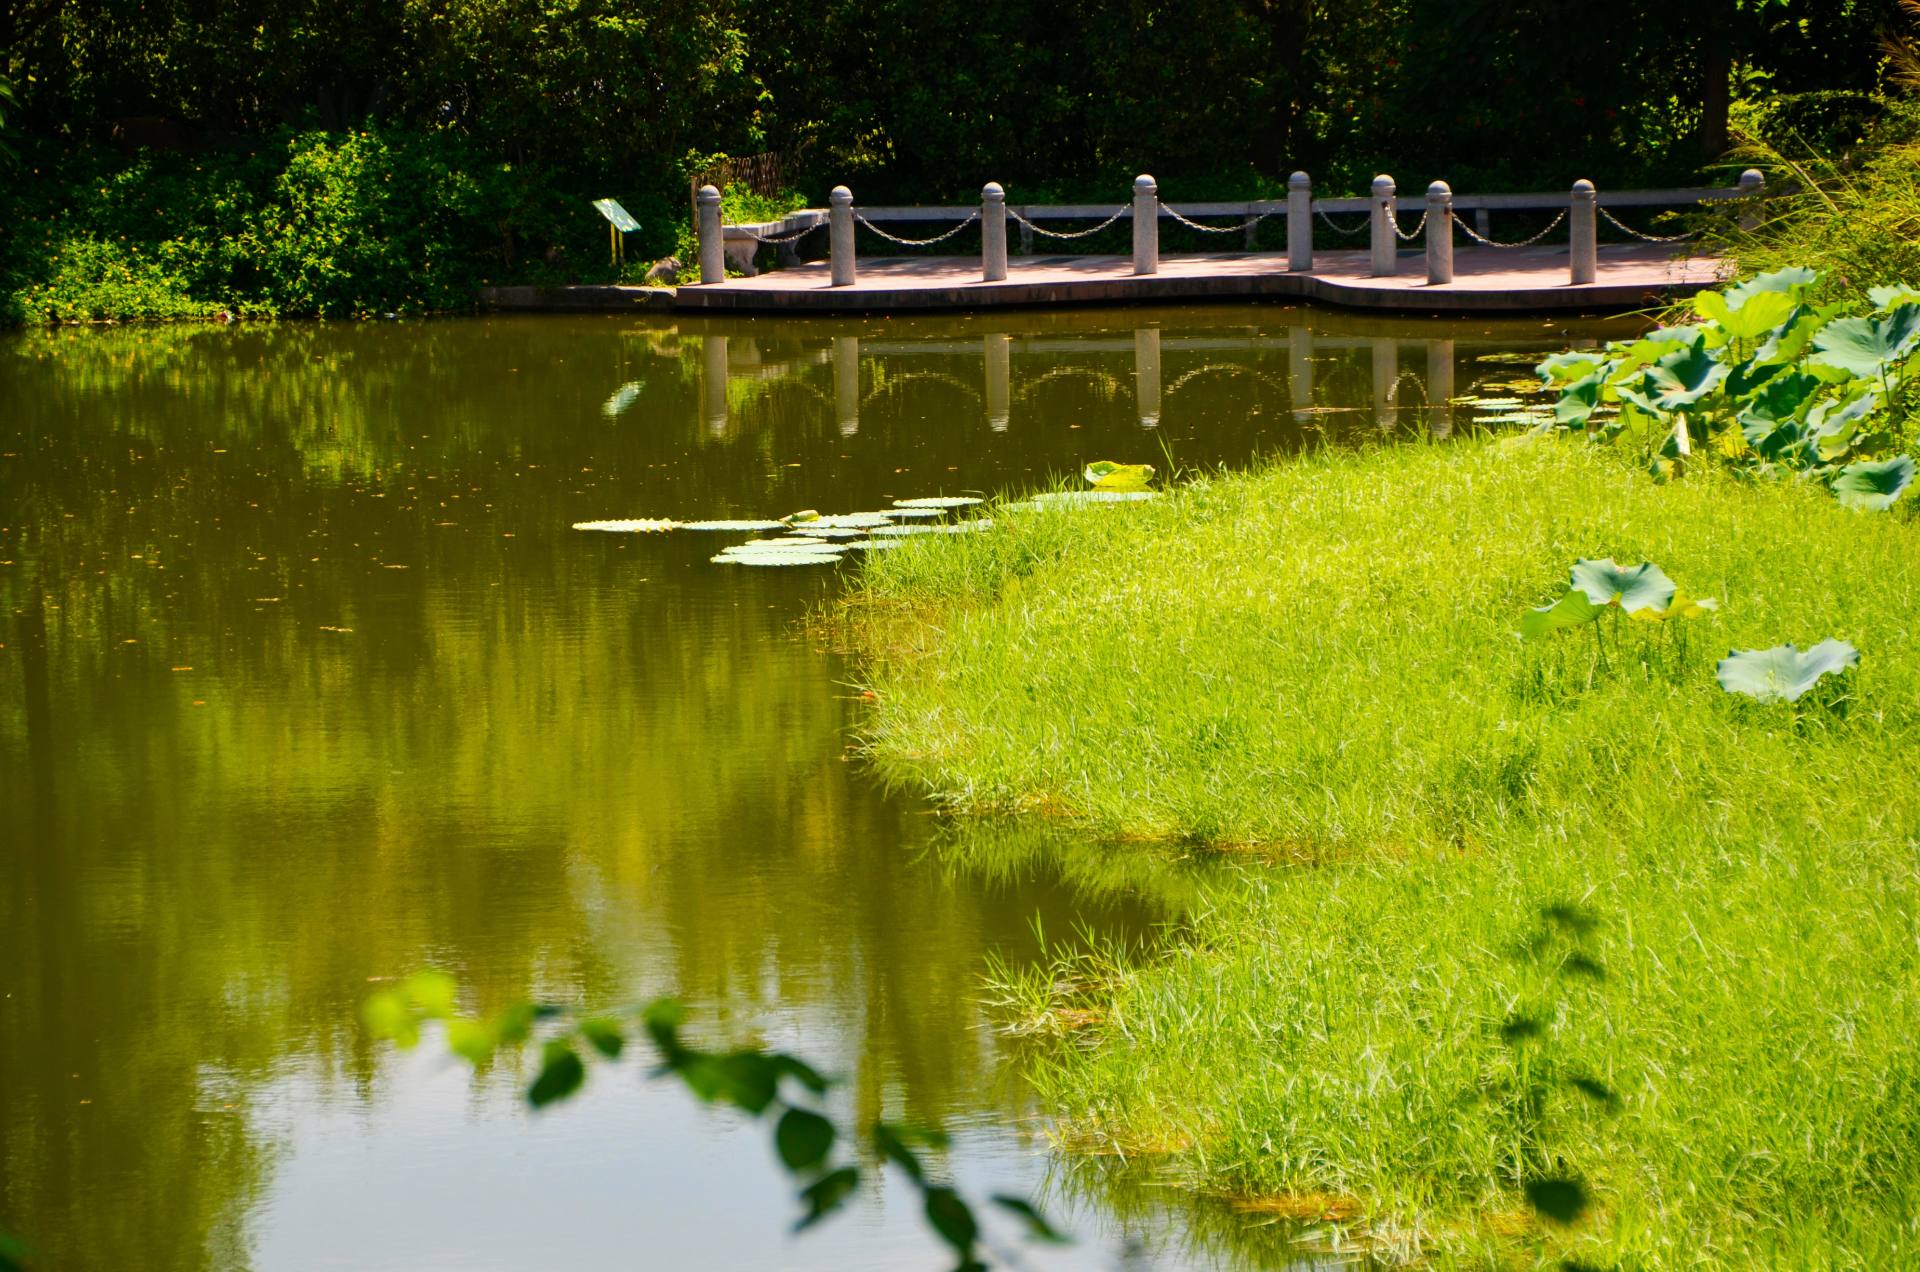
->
[[592, 198, 641, 269]]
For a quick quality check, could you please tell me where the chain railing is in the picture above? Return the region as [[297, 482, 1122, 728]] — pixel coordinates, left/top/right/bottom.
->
[[1006, 205, 1131, 240], [726, 221, 824, 245], [854, 210, 980, 247], [1597, 205, 1693, 244], [1162, 204, 1275, 235], [1451, 208, 1568, 249], [1315, 208, 1371, 235], [1389, 208, 1430, 242]]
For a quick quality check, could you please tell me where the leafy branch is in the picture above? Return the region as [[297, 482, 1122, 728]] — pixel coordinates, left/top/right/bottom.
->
[[364, 972, 1067, 1270]]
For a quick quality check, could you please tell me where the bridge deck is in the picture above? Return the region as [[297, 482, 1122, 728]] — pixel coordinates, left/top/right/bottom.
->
[[669, 244, 1722, 315]]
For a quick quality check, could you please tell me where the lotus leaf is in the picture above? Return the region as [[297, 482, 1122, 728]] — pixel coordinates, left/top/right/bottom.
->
[[710, 552, 843, 566], [1629, 590, 1719, 622], [871, 520, 994, 536], [893, 496, 984, 509], [1518, 587, 1606, 641], [681, 520, 789, 532], [782, 509, 821, 524], [1716, 639, 1858, 703], [1724, 265, 1819, 307], [1536, 351, 1603, 386], [1868, 283, 1920, 311], [875, 507, 944, 519], [1554, 373, 1604, 426], [1083, 461, 1155, 491], [1696, 288, 1796, 343], [1810, 306, 1920, 378], [1642, 343, 1728, 411], [1568, 559, 1677, 615], [1830, 455, 1915, 510], [572, 519, 677, 533]]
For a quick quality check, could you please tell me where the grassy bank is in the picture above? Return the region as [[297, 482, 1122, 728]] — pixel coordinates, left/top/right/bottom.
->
[[847, 440, 1920, 1266]]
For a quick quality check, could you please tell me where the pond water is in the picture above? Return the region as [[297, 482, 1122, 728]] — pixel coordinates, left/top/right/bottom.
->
[[0, 305, 1636, 1271]]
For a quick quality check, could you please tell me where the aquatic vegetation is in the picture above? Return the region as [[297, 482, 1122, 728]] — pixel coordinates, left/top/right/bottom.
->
[[571, 518, 677, 533], [1716, 639, 1859, 704], [894, 496, 985, 509], [1538, 267, 1917, 506], [573, 499, 995, 566], [1519, 558, 1715, 642], [1082, 461, 1155, 491]]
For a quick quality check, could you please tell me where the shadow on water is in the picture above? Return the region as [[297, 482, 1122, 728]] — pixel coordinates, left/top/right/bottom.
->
[[0, 306, 1636, 1270]]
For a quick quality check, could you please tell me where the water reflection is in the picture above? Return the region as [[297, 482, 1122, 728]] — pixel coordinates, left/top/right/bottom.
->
[[0, 306, 1636, 1271]]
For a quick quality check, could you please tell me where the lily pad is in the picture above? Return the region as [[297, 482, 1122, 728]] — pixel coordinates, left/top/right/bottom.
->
[[1830, 456, 1915, 510], [1568, 559, 1677, 615], [1716, 640, 1859, 703], [1008, 490, 1159, 510], [681, 519, 790, 532], [871, 520, 994, 536], [1084, 461, 1155, 491], [710, 547, 843, 566], [572, 519, 677, 533], [790, 526, 867, 540], [873, 506, 944, 519], [893, 496, 985, 509], [804, 512, 897, 529], [846, 538, 904, 551], [601, 382, 642, 417]]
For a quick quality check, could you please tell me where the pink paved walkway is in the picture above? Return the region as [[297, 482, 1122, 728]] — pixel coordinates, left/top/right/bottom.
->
[[671, 244, 1725, 315]]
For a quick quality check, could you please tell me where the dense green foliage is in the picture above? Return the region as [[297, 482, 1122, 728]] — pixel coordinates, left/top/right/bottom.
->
[[847, 439, 1920, 1263], [0, 0, 1897, 320], [1539, 266, 1919, 503]]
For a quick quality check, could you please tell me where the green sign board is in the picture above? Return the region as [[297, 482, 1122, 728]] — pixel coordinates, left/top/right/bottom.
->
[[592, 199, 641, 233]]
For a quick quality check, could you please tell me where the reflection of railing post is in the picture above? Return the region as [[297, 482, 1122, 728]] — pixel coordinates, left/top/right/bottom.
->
[[1426, 181, 1454, 285], [1370, 174, 1397, 276], [985, 334, 1011, 432], [833, 335, 860, 436], [697, 185, 725, 284], [702, 334, 730, 435], [1132, 174, 1159, 276], [1289, 327, 1314, 421], [1287, 171, 1313, 272], [1737, 168, 1765, 232], [1570, 179, 1597, 285], [982, 182, 1008, 282], [1134, 328, 1162, 428], [1428, 338, 1455, 438], [1372, 337, 1398, 430], [830, 186, 856, 286]]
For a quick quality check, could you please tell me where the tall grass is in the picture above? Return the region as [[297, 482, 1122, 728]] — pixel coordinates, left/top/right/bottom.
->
[[847, 439, 1920, 1265]]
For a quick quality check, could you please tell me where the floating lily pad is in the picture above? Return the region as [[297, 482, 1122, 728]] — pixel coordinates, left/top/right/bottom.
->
[[803, 512, 896, 529], [872, 506, 944, 519], [750, 536, 851, 549], [790, 526, 867, 540], [893, 496, 985, 509], [572, 519, 677, 533], [710, 549, 843, 566], [601, 382, 641, 418], [846, 538, 904, 551], [1716, 639, 1859, 703], [1084, 461, 1155, 491], [872, 520, 994, 536], [1007, 490, 1160, 511], [681, 519, 790, 532]]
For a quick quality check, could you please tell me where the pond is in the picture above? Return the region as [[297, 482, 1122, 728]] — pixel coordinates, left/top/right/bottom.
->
[[0, 305, 1638, 1271]]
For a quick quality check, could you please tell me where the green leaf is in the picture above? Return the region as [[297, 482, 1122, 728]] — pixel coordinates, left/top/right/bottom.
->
[[1696, 287, 1794, 342], [1553, 372, 1603, 426], [1536, 349, 1604, 385], [923, 1187, 979, 1255], [1568, 559, 1677, 615], [1, 1231, 33, 1272], [1830, 456, 1914, 510], [362, 989, 419, 1047], [873, 1123, 927, 1182], [1518, 587, 1606, 641], [795, 1166, 860, 1231], [1083, 461, 1155, 491], [641, 997, 686, 1055], [772, 1053, 832, 1096], [445, 1016, 497, 1066], [991, 1195, 1070, 1243], [579, 1017, 625, 1059], [1716, 640, 1860, 704], [1524, 1175, 1591, 1225], [1629, 590, 1718, 623], [528, 1040, 586, 1108], [1810, 306, 1920, 377], [1724, 265, 1819, 306], [1868, 283, 1920, 311], [402, 969, 458, 1018], [495, 1001, 538, 1045], [775, 1107, 837, 1172], [1641, 343, 1728, 411]]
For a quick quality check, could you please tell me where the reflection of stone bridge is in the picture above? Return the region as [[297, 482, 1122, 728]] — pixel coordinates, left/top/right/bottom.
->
[[689, 322, 1575, 436]]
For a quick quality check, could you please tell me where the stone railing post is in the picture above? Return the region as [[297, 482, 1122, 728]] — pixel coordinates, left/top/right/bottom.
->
[[1425, 181, 1453, 284], [982, 182, 1008, 282], [1135, 327, 1162, 428], [1570, 179, 1598, 285], [1287, 171, 1313, 271], [1132, 174, 1159, 276], [1370, 174, 1397, 276], [1737, 168, 1765, 231], [697, 184, 724, 284], [829, 186, 856, 286]]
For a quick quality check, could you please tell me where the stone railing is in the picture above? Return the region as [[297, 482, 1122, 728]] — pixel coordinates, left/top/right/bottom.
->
[[695, 170, 1764, 288]]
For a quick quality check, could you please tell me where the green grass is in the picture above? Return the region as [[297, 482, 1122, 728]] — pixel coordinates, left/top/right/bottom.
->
[[847, 439, 1920, 1266]]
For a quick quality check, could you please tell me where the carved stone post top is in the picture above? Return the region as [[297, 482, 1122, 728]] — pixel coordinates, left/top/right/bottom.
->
[[1427, 180, 1452, 198], [1372, 174, 1395, 196], [830, 186, 853, 205], [1572, 178, 1597, 198], [1133, 174, 1157, 195], [1737, 169, 1765, 190], [1289, 171, 1311, 189], [697, 185, 721, 205], [982, 182, 1005, 201]]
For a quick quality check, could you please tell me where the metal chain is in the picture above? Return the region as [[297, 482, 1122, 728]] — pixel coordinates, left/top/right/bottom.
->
[[1314, 208, 1370, 235], [853, 210, 981, 247], [1597, 205, 1693, 244], [1006, 205, 1132, 240], [1390, 207, 1430, 241], [726, 221, 822, 245], [1451, 208, 1568, 248], [1161, 205, 1274, 234]]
